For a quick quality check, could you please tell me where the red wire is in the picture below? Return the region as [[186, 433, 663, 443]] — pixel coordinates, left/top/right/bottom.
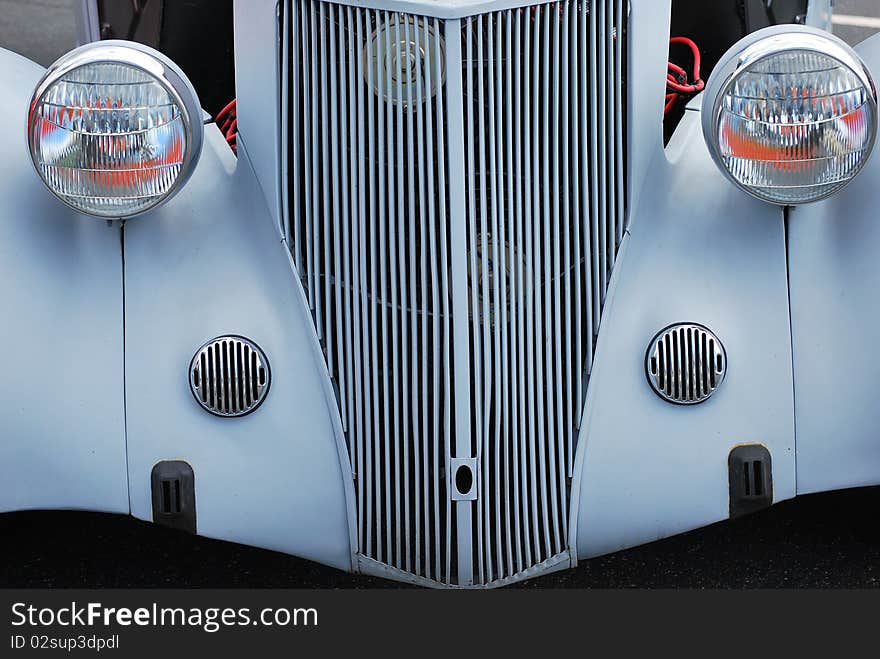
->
[[665, 37, 704, 116], [215, 99, 237, 125], [215, 99, 238, 152], [670, 36, 702, 84], [667, 62, 689, 81]]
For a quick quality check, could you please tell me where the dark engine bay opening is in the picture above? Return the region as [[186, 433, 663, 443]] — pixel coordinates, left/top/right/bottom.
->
[[665, 0, 810, 143]]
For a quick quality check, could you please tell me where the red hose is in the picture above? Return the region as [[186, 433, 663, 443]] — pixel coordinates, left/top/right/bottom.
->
[[215, 99, 238, 153], [665, 37, 705, 115]]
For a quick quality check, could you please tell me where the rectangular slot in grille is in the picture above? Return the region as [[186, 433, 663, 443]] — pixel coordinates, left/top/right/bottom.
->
[[284, 0, 627, 586]]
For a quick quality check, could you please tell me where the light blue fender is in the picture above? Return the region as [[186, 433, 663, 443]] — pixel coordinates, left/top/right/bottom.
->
[[0, 41, 355, 571], [571, 0, 796, 558], [572, 107, 796, 559], [787, 33, 880, 496], [0, 49, 128, 515], [123, 125, 356, 571]]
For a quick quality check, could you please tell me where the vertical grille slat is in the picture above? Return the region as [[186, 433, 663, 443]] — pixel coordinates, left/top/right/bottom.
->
[[463, 15, 484, 585], [415, 14, 431, 578], [604, 0, 617, 267], [421, 14, 443, 581], [614, 0, 627, 247], [390, 12, 404, 567], [593, 0, 607, 299], [320, 2, 334, 370], [286, 0, 627, 587], [493, 12, 515, 578], [403, 13, 422, 578], [561, 0, 574, 481], [353, 5, 368, 560], [362, 2, 377, 563], [290, 4, 303, 277], [300, 2, 315, 312], [328, 3, 347, 431], [475, 13, 492, 583], [536, 5, 553, 562], [504, 12, 525, 576], [521, 10, 542, 567], [512, 9, 533, 571], [341, 9, 356, 439], [432, 13, 454, 586], [550, 3, 568, 547], [346, 4, 358, 556], [588, 2, 601, 333]]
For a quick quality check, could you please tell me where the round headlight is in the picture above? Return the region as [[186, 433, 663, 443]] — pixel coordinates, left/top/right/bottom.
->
[[28, 41, 203, 218], [702, 26, 878, 205]]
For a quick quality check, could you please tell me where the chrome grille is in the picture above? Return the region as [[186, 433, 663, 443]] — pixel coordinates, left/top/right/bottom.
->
[[287, 1, 454, 582], [284, 0, 628, 586], [646, 324, 726, 405], [189, 336, 271, 417]]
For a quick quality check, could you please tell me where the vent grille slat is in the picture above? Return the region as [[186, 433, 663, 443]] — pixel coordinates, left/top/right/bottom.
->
[[286, 0, 627, 587], [228, 340, 237, 414]]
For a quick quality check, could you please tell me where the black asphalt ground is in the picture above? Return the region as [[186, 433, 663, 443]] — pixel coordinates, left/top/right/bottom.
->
[[3, 486, 880, 588], [1, 1, 880, 589]]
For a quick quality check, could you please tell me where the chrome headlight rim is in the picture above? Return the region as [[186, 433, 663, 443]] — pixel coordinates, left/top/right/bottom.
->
[[27, 40, 204, 219], [701, 25, 879, 206]]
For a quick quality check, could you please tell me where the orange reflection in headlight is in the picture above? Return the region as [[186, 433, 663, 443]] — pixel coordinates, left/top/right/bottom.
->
[[721, 122, 812, 172], [36, 95, 186, 193]]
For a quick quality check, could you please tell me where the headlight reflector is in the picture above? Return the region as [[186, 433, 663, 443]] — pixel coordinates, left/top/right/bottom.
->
[[703, 28, 878, 205], [28, 41, 202, 218]]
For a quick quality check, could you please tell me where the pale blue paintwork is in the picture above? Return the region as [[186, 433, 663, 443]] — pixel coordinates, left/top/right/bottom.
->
[[0, 49, 128, 515], [571, 109, 796, 558], [787, 33, 880, 496], [123, 127, 355, 570], [0, 31, 355, 569], [0, 0, 876, 585], [566, 0, 794, 560]]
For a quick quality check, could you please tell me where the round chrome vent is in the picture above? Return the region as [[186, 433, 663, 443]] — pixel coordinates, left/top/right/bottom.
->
[[189, 336, 270, 417], [646, 323, 726, 405]]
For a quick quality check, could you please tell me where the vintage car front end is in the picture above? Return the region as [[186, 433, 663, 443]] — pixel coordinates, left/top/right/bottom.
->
[[1, 0, 878, 588]]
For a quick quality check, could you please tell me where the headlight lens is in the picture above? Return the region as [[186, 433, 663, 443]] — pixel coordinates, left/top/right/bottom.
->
[[28, 41, 202, 218], [703, 28, 878, 205]]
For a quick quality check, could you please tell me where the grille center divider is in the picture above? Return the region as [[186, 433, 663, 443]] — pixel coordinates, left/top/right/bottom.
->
[[283, 0, 627, 587]]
